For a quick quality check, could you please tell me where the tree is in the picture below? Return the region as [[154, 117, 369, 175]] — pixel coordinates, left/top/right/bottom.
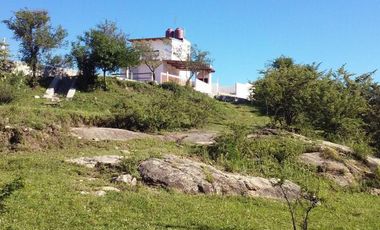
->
[[72, 20, 138, 90], [173, 44, 213, 85], [253, 57, 371, 144], [3, 9, 67, 83], [0, 38, 14, 75], [254, 56, 321, 127], [43, 53, 73, 77], [133, 41, 162, 82]]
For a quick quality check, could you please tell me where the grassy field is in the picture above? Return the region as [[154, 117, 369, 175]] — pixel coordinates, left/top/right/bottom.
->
[[0, 78, 379, 229]]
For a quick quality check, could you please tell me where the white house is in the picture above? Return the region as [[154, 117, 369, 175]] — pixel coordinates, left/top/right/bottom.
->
[[123, 28, 215, 95], [123, 28, 252, 100]]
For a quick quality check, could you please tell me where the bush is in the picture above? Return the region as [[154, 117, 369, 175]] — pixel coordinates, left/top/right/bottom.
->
[[0, 84, 15, 104], [202, 125, 311, 175], [103, 81, 225, 132]]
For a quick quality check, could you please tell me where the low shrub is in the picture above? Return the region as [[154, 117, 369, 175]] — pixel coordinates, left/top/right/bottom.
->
[[0, 84, 15, 104]]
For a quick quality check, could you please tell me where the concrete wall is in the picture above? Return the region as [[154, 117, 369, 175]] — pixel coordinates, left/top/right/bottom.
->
[[235, 83, 252, 99], [194, 78, 212, 95]]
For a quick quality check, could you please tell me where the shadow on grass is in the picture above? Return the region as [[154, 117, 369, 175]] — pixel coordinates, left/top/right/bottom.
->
[[0, 177, 24, 213]]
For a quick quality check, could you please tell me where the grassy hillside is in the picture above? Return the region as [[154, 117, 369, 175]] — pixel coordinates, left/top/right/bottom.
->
[[0, 78, 379, 229], [0, 78, 267, 132]]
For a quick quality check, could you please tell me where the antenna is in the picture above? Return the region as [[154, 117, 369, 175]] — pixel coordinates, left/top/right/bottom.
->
[[173, 16, 177, 27]]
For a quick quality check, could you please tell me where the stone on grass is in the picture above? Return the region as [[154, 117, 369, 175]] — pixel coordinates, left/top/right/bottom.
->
[[138, 155, 300, 200], [66, 155, 124, 168], [101, 186, 120, 192], [113, 174, 137, 186], [299, 152, 356, 186], [367, 156, 380, 170]]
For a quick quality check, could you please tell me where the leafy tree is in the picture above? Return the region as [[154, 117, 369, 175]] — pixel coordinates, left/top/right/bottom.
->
[[3, 9, 67, 84], [254, 56, 321, 127], [43, 53, 73, 77], [72, 20, 138, 90], [253, 56, 372, 144], [71, 40, 97, 88], [133, 41, 162, 82]]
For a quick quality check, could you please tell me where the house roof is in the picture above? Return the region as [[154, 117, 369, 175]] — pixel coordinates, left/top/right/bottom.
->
[[129, 37, 186, 42], [165, 60, 215, 73]]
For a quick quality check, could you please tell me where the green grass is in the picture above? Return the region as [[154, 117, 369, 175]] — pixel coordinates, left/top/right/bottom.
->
[[0, 77, 379, 229], [0, 137, 379, 229], [0, 78, 265, 132]]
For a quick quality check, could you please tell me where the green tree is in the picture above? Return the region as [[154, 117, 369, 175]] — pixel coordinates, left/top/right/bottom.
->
[[72, 20, 138, 90], [253, 57, 371, 144], [3, 9, 67, 83], [254, 56, 321, 127]]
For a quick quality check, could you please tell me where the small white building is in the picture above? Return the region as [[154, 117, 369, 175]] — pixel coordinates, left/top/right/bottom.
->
[[124, 28, 252, 100], [124, 28, 215, 95]]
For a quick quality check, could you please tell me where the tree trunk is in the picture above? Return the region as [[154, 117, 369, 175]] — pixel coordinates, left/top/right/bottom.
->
[[103, 70, 107, 90]]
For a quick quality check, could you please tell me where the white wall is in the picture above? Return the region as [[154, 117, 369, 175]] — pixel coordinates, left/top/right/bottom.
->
[[235, 83, 252, 99], [194, 78, 212, 95]]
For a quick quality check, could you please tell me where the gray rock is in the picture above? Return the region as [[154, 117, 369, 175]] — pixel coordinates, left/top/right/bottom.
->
[[113, 174, 137, 186], [66, 155, 124, 168], [299, 152, 356, 186], [367, 156, 380, 170], [138, 155, 300, 200]]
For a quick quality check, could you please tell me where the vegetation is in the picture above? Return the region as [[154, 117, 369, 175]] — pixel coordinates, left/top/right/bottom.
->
[[1, 7, 379, 230], [71, 20, 139, 90], [3, 9, 67, 83], [253, 56, 379, 156]]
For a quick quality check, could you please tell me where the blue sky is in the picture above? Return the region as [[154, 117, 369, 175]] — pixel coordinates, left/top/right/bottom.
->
[[1, 0, 379, 84]]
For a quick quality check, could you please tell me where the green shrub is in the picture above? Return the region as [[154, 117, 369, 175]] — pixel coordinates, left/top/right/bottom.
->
[[103, 81, 225, 132], [0, 84, 14, 104], [351, 141, 373, 162]]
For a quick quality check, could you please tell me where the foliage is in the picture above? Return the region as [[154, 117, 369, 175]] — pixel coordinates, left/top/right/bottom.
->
[[0, 83, 14, 105], [107, 81, 225, 132], [3, 8, 67, 83], [43, 53, 73, 77], [253, 56, 375, 149], [363, 82, 380, 156], [71, 20, 138, 90]]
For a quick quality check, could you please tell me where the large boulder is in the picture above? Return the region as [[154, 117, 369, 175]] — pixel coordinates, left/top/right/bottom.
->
[[138, 155, 300, 200]]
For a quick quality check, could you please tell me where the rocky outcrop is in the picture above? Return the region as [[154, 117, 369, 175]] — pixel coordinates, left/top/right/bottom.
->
[[70, 127, 217, 145], [66, 155, 124, 168], [299, 152, 356, 186], [71, 127, 149, 141], [138, 155, 300, 200]]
